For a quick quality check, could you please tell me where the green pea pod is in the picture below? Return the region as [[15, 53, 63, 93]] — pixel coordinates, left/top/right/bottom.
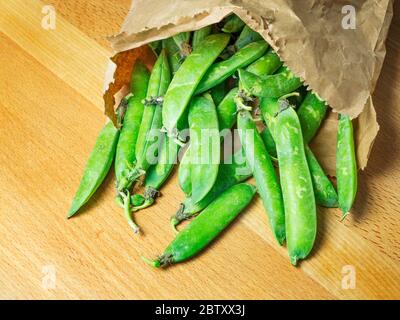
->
[[238, 68, 302, 98], [217, 87, 239, 131], [336, 114, 357, 218], [305, 146, 338, 208], [171, 151, 252, 228], [195, 40, 269, 94], [210, 81, 228, 106], [173, 32, 192, 58], [237, 108, 285, 245], [297, 92, 328, 144], [162, 33, 230, 139], [260, 127, 277, 159], [222, 15, 245, 33], [145, 183, 256, 267], [235, 25, 263, 50], [246, 50, 282, 77], [260, 97, 338, 208], [162, 38, 181, 74], [275, 106, 317, 265], [135, 50, 171, 172], [68, 122, 119, 218], [115, 62, 150, 182], [192, 26, 212, 50], [189, 94, 220, 204], [178, 146, 192, 196]]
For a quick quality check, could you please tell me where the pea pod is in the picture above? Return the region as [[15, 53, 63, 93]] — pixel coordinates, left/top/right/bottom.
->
[[217, 87, 239, 131], [144, 183, 256, 268], [222, 15, 245, 33], [173, 32, 192, 58], [210, 81, 228, 106], [235, 25, 263, 50], [336, 114, 357, 218], [195, 40, 269, 94], [192, 26, 212, 50], [188, 94, 220, 204], [297, 92, 328, 143], [68, 122, 119, 218], [260, 127, 277, 159], [274, 105, 316, 265], [171, 151, 251, 228], [238, 67, 302, 98], [162, 38, 181, 74], [162, 33, 230, 139], [246, 50, 282, 77], [117, 50, 171, 191], [115, 62, 150, 182], [260, 97, 338, 208], [237, 102, 286, 245], [305, 145, 338, 208]]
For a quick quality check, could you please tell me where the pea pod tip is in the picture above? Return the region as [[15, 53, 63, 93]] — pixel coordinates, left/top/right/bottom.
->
[[141, 256, 161, 268]]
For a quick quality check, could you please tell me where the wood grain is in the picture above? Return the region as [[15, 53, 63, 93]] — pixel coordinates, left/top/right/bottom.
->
[[0, 0, 399, 299]]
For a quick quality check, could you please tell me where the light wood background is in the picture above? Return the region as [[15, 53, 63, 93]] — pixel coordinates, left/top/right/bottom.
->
[[0, 0, 399, 300]]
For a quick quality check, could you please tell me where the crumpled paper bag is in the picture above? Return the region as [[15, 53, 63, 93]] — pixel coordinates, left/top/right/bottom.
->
[[104, 0, 393, 175]]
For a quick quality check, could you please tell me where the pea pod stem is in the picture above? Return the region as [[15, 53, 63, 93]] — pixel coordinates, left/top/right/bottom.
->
[[120, 190, 140, 234]]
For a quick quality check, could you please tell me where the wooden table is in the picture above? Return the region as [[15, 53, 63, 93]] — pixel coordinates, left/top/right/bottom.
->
[[1, 0, 399, 300]]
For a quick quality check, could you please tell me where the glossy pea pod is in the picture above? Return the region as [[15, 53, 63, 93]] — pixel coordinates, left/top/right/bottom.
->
[[171, 151, 252, 229], [238, 67, 302, 98], [260, 127, 277, 159], [297, 92, 328, 144], [144, 183, 256, 268], [68, 122, 119, 218], [115, 61, 150, 183], [260, 97, 338, 208], [177, 87, 239, 206], [274, 106, 317, 265], [188, 94, 220, 204], [222, 15, 245, 33], [336, 114, 357, 219], [192, 26, 212, 50], [235, 25, 263, 50], [117, 50, 171, 192], [237, 104, 286, 245], [246, 50, 283, 77], [162, 33, 230, 140], [195, 40, 269, 94]]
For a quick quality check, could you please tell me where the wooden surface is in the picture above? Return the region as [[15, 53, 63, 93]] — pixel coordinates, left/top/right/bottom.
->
[[0, 0, 399, 300]]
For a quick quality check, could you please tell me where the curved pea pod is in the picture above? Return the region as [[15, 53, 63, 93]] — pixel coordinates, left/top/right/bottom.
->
[[305, 146, 338, 208], [68, 122, 119, 218], [195, 40, 269, 94], [173, 32, 192, 57], [145, 183, 256, 268], [188, 94, 220, 204], [237, 109, 286, 245], [336, 114, 357, 218], [260, 127, 277, 159], [115, 62, 150, 182], [171, 151, 252, 228], [297, 92, 328, 144], [192, 26, 212, 50], [217, 87, 239, 131], [178, 146, 192, 196], [275, 106, 316, 265], [246, 50, 282, 77], [135, 50, 171, 173], [162, 38, 181, 74], [238, 68, 302, 98], [162, 33, 230, 138], [235, 25, 263, 50], [260, 97, 337, 208], [222, 15, 245, 33]]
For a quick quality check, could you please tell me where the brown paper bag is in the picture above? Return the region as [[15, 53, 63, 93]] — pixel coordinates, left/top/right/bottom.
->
[[104, 0, 393, 176]]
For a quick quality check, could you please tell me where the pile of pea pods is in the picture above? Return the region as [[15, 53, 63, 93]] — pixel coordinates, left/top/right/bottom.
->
[[68, 15, 357, 268]]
